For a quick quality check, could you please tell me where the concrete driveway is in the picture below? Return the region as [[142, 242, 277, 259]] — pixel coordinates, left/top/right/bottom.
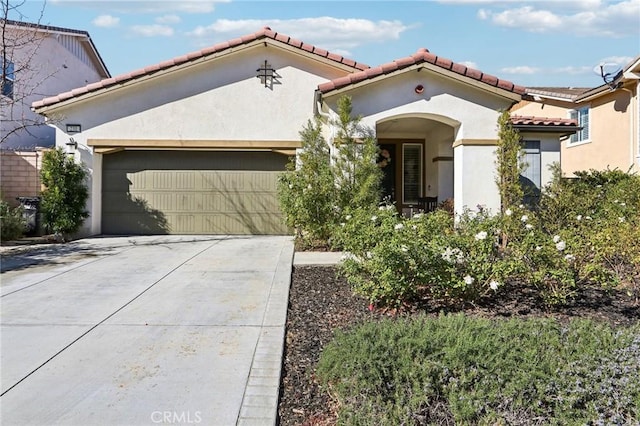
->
[[0, 235, 294, 426]]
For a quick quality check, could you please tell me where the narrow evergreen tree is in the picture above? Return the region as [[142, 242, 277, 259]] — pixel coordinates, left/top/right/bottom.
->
[[495, 110, 524, 212]]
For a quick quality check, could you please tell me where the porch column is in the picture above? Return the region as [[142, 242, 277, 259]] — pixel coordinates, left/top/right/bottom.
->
[[453, 139, 500, 215]]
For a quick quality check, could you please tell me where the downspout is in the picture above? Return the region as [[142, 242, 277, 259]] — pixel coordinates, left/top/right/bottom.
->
[[619, 86, 635, 172], [314, 90, 330, 121]]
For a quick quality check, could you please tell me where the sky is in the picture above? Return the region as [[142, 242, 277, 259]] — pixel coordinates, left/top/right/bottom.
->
[[7, 0, 640, 89]]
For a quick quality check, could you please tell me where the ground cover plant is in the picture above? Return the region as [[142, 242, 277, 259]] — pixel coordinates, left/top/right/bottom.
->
[[0, 197, 25, 241], [317, 314, 640, 425], [278, 267, 639, 425]]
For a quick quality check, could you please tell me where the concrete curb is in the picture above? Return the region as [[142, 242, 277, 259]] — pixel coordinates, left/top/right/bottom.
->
[[237, 239, 295, 425], [293, 251, 343, 266]]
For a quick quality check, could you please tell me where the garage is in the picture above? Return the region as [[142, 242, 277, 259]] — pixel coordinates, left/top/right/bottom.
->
[[102, 150, 290, 235]]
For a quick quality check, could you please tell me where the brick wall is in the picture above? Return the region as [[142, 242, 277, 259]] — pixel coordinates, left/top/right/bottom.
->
[[1, 150, 46, 207]]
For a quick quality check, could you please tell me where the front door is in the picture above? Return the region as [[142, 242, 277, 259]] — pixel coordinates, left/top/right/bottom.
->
[[378, 141, 424, 213]]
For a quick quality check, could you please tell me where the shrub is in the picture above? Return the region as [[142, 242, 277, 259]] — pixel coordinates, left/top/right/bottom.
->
[[40, 148, 89, 238], [334, 207, 520, 308], [277, 95, 381, 248], [317, 314, 640, 425], [0, 198, 25, 241]]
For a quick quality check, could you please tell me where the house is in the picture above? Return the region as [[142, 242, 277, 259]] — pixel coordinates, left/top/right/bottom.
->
[[1, 19, 110, 206], [511, 56, 640, 176], [32, 27, 577, 236]]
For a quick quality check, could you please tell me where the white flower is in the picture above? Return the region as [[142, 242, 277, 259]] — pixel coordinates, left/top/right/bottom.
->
[[366, 251, 373, 259], [411, 225, 417, 230], [463, 275, 475, 285], [394, 223, 404, 230], [371, 215, 378, 222], [519, 204, 525, 209], [442, 247, 465, 264], [620, 202, 626, 207], [401, 245, 408, 252], [340, 222, 345, 227], [619, 217, 625, 223], [535, 246, 542, 251], [564, 254, 575, 262], [489, 280, 500, 291], [413, 213, 423, 219], [521, 215, 528, 222], [555, 241, 566, 251], [525, 224, 534, 230], [474, 231, 488, 241], [288, 184, 293, 189], [505, 208, 513, 216], [576, 215, 582, 221], [345, 214, 352, 221], [307, 184, 312, 190], [379, 205, 386, 211], [586, 216, 592, 220], [553, 235, 561, 243]]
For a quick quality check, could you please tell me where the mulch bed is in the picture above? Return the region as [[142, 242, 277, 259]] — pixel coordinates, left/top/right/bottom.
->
[[277, 265, 639, 425]]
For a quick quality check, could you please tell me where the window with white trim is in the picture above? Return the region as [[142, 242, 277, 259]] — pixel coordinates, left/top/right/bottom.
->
[[1, 57, 15, 99], [569, 106, 589, 143]]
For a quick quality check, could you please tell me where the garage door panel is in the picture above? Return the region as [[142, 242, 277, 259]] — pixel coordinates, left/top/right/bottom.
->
[[102, 151, 289, 235]]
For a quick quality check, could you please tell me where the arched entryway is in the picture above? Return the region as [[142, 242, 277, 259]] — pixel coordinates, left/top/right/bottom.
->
[[376, 113, 459, 215]]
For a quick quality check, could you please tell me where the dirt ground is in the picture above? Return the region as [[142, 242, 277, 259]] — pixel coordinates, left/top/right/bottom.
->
[[277, 266, 639, 426]]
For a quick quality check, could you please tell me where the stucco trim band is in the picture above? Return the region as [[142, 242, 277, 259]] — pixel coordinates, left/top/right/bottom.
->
[[432, 156, 454, 162], [88, 139, 303, 150], [451, 139, 497, 148]]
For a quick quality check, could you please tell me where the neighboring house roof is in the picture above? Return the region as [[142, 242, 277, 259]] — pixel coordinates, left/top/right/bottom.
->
[[525, 54, 640, 103], [3, 19, 110, 79], [32, 26, 368, 110], [318, 47, 526, 96]]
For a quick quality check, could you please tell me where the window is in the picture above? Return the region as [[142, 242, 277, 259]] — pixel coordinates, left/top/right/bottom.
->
[[1, 58, 15, 99], [569, 106, 589, 143], [402, 143, 422, 205], [521, 140, 541, 207]]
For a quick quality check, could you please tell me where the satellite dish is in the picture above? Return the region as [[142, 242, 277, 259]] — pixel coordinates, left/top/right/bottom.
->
[[593, 62, 623, 89]]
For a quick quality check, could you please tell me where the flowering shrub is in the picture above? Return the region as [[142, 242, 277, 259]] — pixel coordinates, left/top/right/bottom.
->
[[334, 206, 520, 308]]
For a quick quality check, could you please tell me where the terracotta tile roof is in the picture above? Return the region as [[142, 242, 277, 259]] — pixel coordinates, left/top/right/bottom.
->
[[510, 115, 578, 127], [32, 26, 368, 110], [318, 48, 526, 95]]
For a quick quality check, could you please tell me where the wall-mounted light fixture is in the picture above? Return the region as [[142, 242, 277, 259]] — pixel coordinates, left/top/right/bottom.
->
[[66, 124, 81, 133], [65, 137, 78, 154], [415, 84, 424, 94]]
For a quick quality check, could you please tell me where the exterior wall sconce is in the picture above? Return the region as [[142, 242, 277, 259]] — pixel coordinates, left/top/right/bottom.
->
[[66, 124, 81, 133], [65, 137, 78, 154], [415, 85, 424, 94]]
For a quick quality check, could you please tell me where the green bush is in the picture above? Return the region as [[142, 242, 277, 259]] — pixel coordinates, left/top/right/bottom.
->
[[317, 314, 640, 425], [40, 148, 89, 238], [0, 199, 25, 241], [277, 95, 381, 248]]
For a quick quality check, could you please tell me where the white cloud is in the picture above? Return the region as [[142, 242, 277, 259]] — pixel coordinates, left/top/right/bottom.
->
[[187, 17, 410, 54], [459, 61, 479, 69], [553, 66, 592, 75], [500, 66, 540, 74], [156, 14, 181, 25], [600, 56, 635, 67], [60, 1, 227, 15], [92, 14, 120, 28], [477, 0, 640, 37], [130, 24, 174, 37]]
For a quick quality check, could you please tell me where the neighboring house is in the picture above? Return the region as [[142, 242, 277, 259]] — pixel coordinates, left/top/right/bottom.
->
[[32, 27, 577, 236], [1, 19, 110, 207], [512, 56, 640, 176]]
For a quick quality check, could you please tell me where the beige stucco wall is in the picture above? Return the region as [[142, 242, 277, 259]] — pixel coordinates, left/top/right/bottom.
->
[[323, 69, 518, 214], [46, 44, 352, 235], [513, 84, 638, 175]]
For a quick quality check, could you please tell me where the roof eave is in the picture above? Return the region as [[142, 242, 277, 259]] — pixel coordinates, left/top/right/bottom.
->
[[512, 124, 580, 136], [321, 62, 522, 102]]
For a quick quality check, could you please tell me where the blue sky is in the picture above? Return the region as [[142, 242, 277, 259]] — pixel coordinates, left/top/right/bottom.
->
[[9, 0, 640, 88]]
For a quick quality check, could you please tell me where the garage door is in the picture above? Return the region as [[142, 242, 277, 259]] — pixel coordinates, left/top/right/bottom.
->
[[102, 151, 290, 235]]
